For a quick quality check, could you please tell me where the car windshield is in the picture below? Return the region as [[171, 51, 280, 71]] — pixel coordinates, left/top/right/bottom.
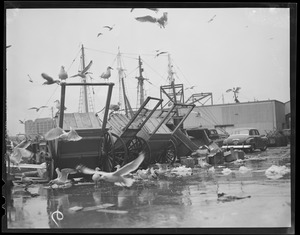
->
[[232, 129, 249, 135]]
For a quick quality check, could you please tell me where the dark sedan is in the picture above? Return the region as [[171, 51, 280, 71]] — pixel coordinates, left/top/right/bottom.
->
[[221, 128, 268, 152]]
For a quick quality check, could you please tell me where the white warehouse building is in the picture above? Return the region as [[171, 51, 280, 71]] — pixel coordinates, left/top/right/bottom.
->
[[181, 99, 289, 135]]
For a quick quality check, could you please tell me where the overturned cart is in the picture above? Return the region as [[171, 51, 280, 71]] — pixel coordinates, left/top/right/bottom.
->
[[106, 96, 163, 169], [47, 82, 118, 178], [135, 103, 197, 165]]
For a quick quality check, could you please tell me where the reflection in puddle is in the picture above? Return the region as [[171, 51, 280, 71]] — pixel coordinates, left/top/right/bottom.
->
[[5, 147, 291, 228]]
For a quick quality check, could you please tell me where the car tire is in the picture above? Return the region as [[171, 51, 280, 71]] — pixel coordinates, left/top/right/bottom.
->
[[260, 145, 267, 151], [249, 144, 255, 153]]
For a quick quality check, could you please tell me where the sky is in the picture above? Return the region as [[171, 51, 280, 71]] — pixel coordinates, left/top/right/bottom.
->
[[5, 6, 291, 136]]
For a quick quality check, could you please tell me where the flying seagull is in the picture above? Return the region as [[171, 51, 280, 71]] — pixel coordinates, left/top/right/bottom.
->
[[103, 24, 115, 31], [131, 8, 159, 13], [100, 66, 113, 80], [76, 151, 146, 187], [70, 60, 93, 78], [27, 74, 33, 83], [185, 86, 196, 90], [58, 66, 68, 81], [44, 126, 82, 142], [19, 119, 26, 124], [155, 51, 168, 57], [9, 139, 33, 169], [41, 73, 60, 85], [28, 106, 48, 112], [208, 14, 216, 23], [6, 45, 12, 49], [97, 32, 103, 37], [135, 12, 168, 28]]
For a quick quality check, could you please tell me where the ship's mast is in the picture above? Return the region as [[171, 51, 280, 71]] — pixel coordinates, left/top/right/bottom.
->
[[136, 56, 146, 107], [167, 53, 177, 104], [117, 48, 134, 118], [78, 45, 94, 113]]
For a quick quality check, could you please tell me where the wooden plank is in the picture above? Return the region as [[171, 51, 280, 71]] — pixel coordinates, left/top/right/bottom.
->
[[74, 113, 84, 128], [80, 113, 93, 128], [64, 113, 77, 130]]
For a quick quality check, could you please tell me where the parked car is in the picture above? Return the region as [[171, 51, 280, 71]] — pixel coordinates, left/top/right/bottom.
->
[[208, 129, 220, 140], [222, 127, 268, 152]]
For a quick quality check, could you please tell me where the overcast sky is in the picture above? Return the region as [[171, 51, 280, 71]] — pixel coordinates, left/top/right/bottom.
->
[[5, 6, 291, 136]]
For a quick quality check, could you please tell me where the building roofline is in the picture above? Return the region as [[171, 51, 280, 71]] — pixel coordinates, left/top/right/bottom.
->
[[196, 99, 288, 108]]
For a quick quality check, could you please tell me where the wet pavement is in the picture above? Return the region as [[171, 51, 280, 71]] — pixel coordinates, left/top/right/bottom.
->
[[4, 146, 292, 229]]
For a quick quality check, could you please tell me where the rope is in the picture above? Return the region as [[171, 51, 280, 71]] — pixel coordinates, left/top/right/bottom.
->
[[51, 206, 64, 227]]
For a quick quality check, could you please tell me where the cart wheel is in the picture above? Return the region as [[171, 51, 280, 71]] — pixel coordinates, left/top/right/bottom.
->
[[157, 139, 177, 165], [111, 132, 128, 167], [99, 131, 115, 172], [127, 136, 151, 168]]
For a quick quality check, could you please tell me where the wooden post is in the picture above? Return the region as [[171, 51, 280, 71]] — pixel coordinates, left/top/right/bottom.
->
[[59, 82, 66, 128]]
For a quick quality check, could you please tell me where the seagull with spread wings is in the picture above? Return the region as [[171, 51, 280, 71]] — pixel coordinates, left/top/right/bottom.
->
[[45, 126, 82, 142], [76, 151, 145, 187], [49, 168, 77, 188], [41, 73, 60, 85], [28, 106, 48, 112], [135, 12, 168, 28], [70, 60, 93, 78], [103, 24, 115, 31], [208, 14, 216, 23]]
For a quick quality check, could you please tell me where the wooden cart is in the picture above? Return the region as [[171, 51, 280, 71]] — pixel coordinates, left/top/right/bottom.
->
[[47, 82, 116, 177]]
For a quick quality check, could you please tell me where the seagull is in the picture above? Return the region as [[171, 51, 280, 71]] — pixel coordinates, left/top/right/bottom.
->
[[9, 143, 34, 169], [41, 73, 60, 85], [185, 86, 196, 90], [49, 168, 77, 187], [135, 12, 168, 28], [45, 126, 82, 142], [103, 24, 115, 31], [208, 14, 216, 23], [19, 119, 26, 124], [92, 167, 102, 187], [76, 151, 145, 187], [96, 102, 121, 114], [27, 74, 33, 83], [97, 32, 103, 37], [54, 100, 67, 111], [155, 51, 168, 58], [58, 66, 68, 81], [100, 66, 113, 80], [157, 12, 168, 28], [70, 60, 93, 78], [131, 8, 159, 13], [28, 106, 48, 112]]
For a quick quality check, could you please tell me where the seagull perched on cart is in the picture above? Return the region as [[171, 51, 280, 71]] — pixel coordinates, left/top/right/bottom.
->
[[76, 151, 145, 187]]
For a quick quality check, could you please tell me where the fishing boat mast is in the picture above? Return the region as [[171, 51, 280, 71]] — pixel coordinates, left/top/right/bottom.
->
[[78, 45, 94, 113]]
